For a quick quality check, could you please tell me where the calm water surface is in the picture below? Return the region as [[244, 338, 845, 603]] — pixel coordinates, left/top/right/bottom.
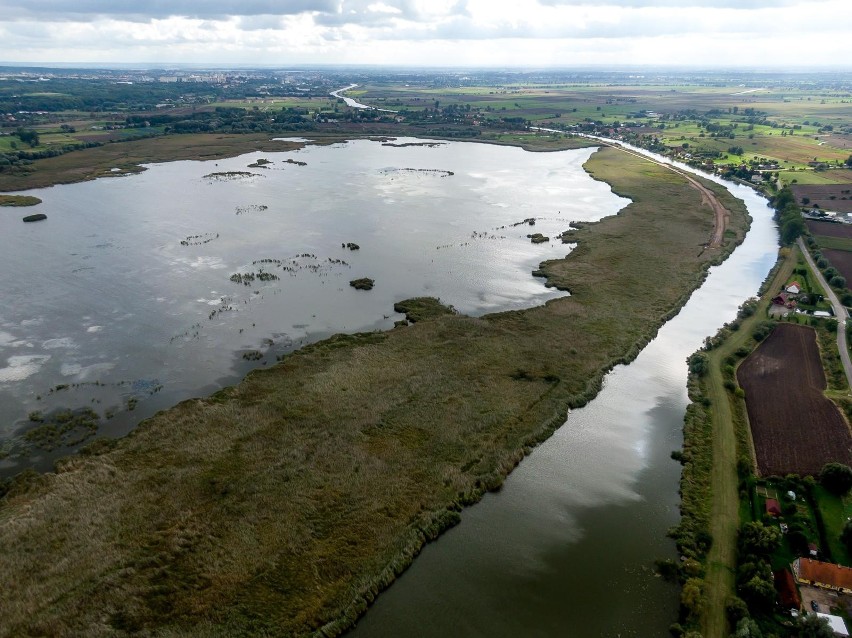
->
[[346, 157, 779, 636], [0, 138, 627, 474]]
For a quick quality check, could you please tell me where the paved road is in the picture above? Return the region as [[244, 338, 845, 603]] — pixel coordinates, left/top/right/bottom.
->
[[797, 237, 852, 389]]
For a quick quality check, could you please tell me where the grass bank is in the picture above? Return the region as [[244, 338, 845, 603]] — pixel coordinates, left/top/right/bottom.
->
[[0, 145, 749, 637], [674, 248, 798, 637], [0, 133, 312, 192]]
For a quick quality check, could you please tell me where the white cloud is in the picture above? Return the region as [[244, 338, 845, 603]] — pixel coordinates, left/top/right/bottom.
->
[[0, 0, 847, 67]]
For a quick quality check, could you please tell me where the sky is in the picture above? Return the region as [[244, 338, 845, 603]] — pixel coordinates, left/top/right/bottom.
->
[[0, 0, 849, 68]]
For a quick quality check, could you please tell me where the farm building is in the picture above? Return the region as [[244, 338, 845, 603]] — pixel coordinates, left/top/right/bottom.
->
[[774, 569, 802, 610], [792, 558, 852, 592], [771, 292, 796, 309], [766, 498, 782, 517]]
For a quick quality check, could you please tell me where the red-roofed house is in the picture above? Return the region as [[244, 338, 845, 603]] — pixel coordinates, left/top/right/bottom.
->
[[786, 282, 802, 295], [792, 558, 852, 592]]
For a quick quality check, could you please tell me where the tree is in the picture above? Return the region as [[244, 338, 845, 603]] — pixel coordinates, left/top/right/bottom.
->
[[830, 275, 847, 289], [734, 617, 763, 638], [688, 352, 709, 376], [797, 613, 835, 638], [739, 521, 781, 556], [841, 519, 852, 552], [819, 462, 852, 495], [739, 572, 775, 609], [15, 127, 39, 148], [781, 216, 805, 245], [726, 595, 749, 625], [680, 577, 704, 619]]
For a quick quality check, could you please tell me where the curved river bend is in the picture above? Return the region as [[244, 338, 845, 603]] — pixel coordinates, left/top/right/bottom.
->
[[0, 137, 778, 635], [347, 151, 778, 636]]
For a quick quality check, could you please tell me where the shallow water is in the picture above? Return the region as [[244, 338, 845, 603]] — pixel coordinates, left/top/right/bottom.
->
[[346, 157, 779, 636], [0, 138, 627, 474]]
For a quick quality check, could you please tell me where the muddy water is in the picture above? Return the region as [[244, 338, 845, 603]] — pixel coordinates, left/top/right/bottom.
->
[[346, 166, 778, 636], [0, 138, 627, 475]]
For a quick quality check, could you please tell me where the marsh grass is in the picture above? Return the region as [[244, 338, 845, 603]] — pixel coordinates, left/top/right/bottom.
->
[[0, 146, 750, 637], [0, 194, 41, 206]]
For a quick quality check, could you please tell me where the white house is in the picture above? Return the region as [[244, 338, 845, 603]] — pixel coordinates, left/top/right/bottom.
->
[[786, 282, 802, 295]]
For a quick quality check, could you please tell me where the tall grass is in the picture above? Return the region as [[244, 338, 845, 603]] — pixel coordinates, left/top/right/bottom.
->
[[0, 145, 750, 637]]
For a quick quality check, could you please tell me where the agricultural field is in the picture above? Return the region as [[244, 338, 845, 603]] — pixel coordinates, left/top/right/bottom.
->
[[793, 183, 852, 213], [736, 323, 852, 476], [806, 219, 852, 240], [822, 249, 852, 284]]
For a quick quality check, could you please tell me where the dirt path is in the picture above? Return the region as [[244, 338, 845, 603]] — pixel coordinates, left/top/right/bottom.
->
[[700, 253, 795, 638], [529, 129, 730, 248], [603, 143, 728, 248]]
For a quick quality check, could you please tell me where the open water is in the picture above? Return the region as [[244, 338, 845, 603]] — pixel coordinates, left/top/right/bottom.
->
[[0, 138, 626, 474]]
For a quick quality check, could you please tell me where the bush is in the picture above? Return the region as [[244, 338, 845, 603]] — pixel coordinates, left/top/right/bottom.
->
[[841, 519, 852, 553], [752, 321, 775, 342], [820, 462, 852, 495]]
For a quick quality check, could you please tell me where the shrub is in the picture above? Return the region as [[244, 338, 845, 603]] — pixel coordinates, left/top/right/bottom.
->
[[819, 462, 852, 495]]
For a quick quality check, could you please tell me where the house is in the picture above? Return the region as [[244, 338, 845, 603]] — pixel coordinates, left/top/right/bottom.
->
[[786, 282, 802, 295], [766, 498, 782, 517], [774, 569, 802, 610], [816, 613, 849, 637], [772, 292, 789, 306], [792, 558, 852, 592], [809, 543, 820, 557]]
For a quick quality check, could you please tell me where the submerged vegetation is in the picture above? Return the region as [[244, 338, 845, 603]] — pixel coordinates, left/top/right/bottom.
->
[[349, 277, 375, 290], [0, 146, 750, 636], [0, 194, 41, 206], [203, 170, 260, 181], [21, 407, 101, 452]]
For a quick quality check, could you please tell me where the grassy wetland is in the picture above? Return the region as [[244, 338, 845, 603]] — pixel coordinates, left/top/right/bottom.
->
[[0, 145, 750, 636]]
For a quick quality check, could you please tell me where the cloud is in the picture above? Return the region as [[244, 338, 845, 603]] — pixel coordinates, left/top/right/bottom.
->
[[539, 0, 803, 6], [0, 0, 339, 21], [0, 0, 846, 67]]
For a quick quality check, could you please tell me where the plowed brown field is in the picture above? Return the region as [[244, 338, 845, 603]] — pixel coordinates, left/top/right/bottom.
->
[[737, 323, 852, 476], [806, 219, 852, 239], [822, 249, 852, 285]]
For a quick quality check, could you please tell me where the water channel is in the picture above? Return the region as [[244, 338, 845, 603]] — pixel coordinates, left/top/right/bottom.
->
[[347, 152, 779, 636], [0, 136, 779, 635]]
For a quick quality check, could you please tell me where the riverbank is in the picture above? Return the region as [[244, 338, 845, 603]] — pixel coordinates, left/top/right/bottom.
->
[[0, 144, 750, 636], [675, 249, 793, 637]]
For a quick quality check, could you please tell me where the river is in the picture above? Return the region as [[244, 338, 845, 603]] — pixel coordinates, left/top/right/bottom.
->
[[330, 84, 399, 113], [346, 150, 778, 636]]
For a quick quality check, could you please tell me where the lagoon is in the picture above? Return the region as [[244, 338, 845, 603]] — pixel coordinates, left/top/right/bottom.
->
[[0, 138, 628, 474]]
